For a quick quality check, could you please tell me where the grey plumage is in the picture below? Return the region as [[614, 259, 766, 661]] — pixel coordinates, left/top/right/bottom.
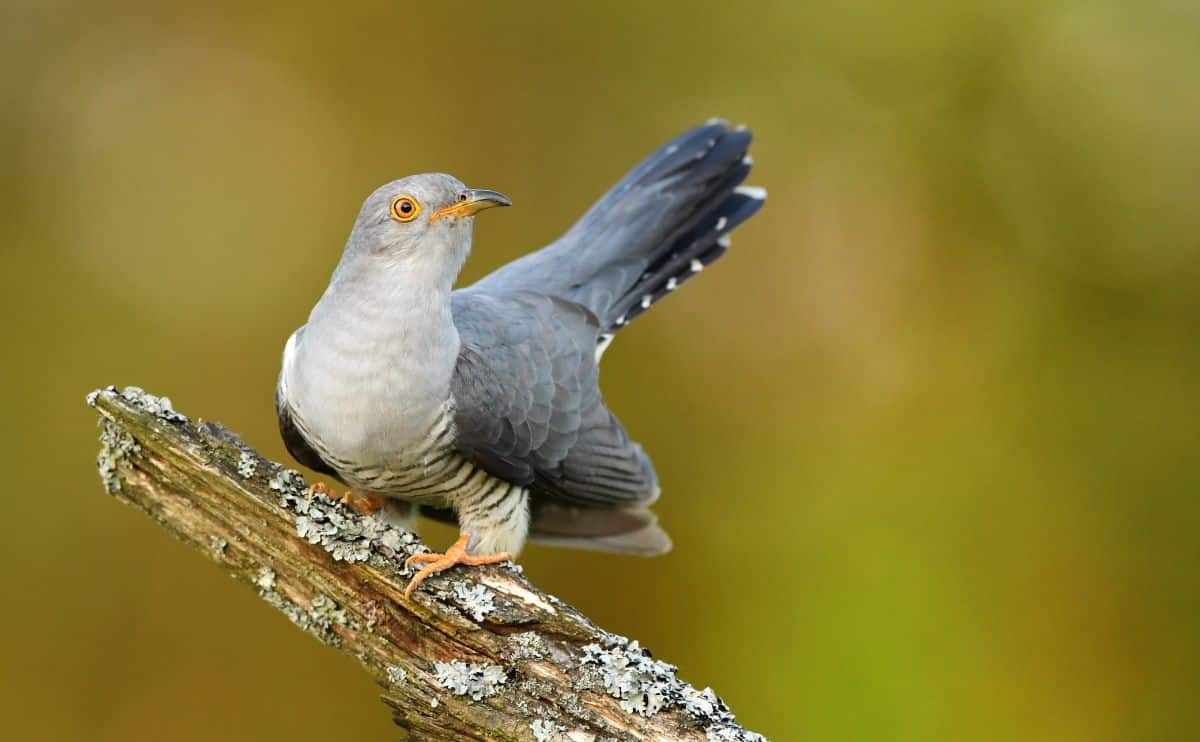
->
[[277, 120, 764, 560], [476, 122, 759, 333]]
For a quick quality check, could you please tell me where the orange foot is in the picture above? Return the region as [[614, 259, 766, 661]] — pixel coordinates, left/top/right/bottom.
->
[[403, 532, 512, 599], [308, 482, 385, 514]]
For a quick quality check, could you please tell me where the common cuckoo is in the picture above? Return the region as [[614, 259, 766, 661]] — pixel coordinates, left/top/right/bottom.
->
[[277, 121, 765, 596]]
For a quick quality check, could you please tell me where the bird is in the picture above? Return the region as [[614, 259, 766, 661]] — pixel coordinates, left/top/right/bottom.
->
[[276, 120, 765, 597]]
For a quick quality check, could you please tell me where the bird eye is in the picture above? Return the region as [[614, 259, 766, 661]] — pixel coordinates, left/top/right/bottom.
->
[[390, 195, 421, 222]]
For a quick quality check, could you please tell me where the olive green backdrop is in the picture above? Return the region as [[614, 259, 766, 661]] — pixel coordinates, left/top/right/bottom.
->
[[2, 1, 1198, 740]]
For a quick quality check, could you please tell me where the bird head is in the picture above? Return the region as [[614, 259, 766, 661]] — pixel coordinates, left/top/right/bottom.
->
[[342, 173, 510, 284]]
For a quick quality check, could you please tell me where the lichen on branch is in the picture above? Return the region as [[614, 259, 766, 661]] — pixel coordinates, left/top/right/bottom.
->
[[87, 385, 764, 742]]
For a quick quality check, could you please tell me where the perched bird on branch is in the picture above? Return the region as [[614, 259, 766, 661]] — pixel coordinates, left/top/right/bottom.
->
[[277, 121, 765, 596]]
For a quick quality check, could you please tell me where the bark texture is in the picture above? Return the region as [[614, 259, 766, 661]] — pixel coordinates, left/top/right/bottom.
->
[[88, 385, 764, 741]]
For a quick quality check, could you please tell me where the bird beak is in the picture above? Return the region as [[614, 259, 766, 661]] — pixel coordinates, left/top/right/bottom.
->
[[430, 189, 512, 222]]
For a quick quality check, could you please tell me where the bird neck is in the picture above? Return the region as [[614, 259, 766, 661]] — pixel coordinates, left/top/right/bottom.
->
[[326, 250, 455, 315]]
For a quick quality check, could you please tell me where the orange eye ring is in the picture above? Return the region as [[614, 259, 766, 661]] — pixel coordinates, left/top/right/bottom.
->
[[390, 195, 421, 222]]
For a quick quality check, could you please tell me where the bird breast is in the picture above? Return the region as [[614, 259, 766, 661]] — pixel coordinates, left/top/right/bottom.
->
[[280, 305, 463, 494]]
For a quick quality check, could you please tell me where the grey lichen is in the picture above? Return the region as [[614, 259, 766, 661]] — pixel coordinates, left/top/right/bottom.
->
[[508, 631, 548, 662], [96, 418, 139, 494], [682, 686, 722, 718], [254, 566, 276, 591], [576, 633, 763, 739], [433, 660, 507, 701], [252, 565, 347, 646], [280, 483, 417, 565], [578, 637, 672, 715], [265, 462, 424, 589], [530, 719, 567, 742], [114, 385, 188, 423], [308, 594, 348, 634], [209, 536, 228, 558], [386, 665, 408, 686], [706, 726, 768, 742], [516, 677, 586, 722], [268, 466, 305, 493], [453, 582, 496, 622], [236, 451, 258, 479], [301, 600, 345, 645], [92, 386, 192, 494]]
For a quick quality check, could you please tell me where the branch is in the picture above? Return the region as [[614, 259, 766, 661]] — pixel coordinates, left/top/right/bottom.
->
[[87, 386, 764, 742]]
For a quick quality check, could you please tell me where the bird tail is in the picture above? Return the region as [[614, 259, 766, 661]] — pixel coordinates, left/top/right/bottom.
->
[[471, 120, 764, 339], [524, 502, 672, 556], [417, 502, 672, 556]]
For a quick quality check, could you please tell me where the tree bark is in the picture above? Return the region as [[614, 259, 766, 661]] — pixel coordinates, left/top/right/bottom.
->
[[87, 386, 764, 741]]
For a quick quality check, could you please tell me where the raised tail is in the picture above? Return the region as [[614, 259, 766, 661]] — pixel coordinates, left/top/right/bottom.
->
[[470, 120, 765, 343]]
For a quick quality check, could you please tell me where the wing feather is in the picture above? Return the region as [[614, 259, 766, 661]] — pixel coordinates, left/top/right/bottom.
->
[[449, 290, 658, 507]]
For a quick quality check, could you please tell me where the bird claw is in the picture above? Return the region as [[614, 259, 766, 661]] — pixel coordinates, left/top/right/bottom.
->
[[403, 532, 512, 599], [308, 482, 384, 514]]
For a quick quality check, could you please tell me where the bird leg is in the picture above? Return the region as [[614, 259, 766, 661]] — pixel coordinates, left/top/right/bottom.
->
[[308, 482, 385, 514], [403, 532, 512, 599]]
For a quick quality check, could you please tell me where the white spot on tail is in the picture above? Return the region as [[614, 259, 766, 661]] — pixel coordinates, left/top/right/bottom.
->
[[716, 216, 728, 231], [666, 277, 678, 291], [641, 295, 652, 309], [735, 185, 767, 201], [690, 259, 704, 273], [718, 234, 732, 248], [742, 154, 754, 165], [616, 314, 626, 326], [666, 144, 679, 155]]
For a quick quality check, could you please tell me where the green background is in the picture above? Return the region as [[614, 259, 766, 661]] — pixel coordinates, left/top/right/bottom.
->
[[3, 1, 1198, 739]]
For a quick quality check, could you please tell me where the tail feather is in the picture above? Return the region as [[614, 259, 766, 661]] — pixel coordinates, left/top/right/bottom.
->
[[525, 502, 672, 556], [417, 501, 672, 556], [605, 185, 765, 332], [603, 119, 740, 200], [472, 120, 764, 342]]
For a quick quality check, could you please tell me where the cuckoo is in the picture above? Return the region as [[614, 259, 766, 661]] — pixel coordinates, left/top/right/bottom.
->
[[277, 121, 765, 597]]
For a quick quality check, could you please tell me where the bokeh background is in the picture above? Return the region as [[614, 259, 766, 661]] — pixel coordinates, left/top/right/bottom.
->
[[3, 1, 1199, 739]]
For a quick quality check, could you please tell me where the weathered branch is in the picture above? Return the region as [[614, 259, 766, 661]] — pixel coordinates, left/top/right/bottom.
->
[[87, 386, 763, 741]]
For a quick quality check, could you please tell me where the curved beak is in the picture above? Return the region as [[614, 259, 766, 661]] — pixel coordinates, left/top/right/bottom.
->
[[430, 188, 512, 222]]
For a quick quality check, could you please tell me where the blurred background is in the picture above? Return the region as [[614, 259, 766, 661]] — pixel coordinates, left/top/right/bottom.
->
[[3, 1, 1198, 739]]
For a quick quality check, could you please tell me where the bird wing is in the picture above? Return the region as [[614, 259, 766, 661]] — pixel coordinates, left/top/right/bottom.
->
[[448, 289, 659, 508]]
